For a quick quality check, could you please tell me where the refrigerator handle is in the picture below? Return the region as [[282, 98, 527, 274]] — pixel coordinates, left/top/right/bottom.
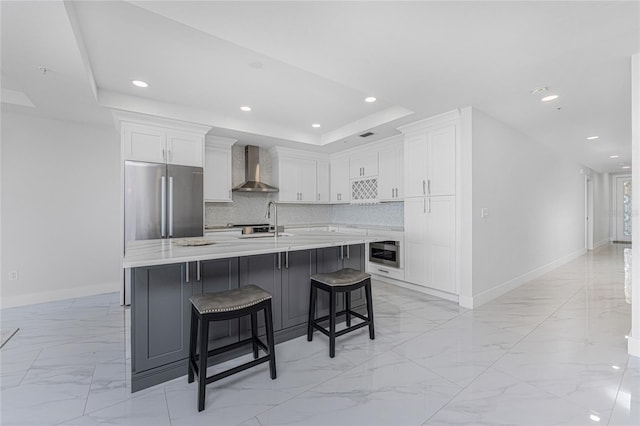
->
[[168, 176, 174, 237], [161, 176, 167, 238]]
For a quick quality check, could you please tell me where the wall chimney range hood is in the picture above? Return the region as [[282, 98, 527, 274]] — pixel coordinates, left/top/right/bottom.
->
[[232, 145, 279, 193]]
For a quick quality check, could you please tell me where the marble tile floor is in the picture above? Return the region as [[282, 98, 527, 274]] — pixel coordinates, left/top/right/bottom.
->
[[1, 243, 637, 425]]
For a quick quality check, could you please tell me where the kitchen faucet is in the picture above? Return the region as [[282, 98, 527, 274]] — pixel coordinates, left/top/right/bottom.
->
[[265, 201, 279, 239]]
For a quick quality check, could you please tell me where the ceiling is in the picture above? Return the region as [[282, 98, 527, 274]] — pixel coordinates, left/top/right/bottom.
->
[[1, 1, 638, 172]]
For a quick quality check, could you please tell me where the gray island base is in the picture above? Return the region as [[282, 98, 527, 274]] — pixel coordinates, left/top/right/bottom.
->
[[125, 231, 382, 392]]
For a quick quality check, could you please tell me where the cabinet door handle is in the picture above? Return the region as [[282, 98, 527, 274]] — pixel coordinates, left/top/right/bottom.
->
[[428, 179, 431, 195], [317, 193, 320, 201], [168, 177, 174, 237], [428, 198, 431, 213], [196, 261, 201, 281], [285, 251, 289, 269], [277, 252, 282, 270], [168, 149, 173, 161], [162, 148, 166, 161], [161, 176, 166, 238], [377, 268, 389, 274], [423, 198, 426, 213], [340, 246, 344, 260], [185, 262, 190, 283], [422, 179, 426, 195], [346, 245, 350, 259]]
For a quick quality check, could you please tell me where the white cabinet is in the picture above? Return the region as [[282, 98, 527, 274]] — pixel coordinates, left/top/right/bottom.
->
[[316, 160, 330, 203], [404, 122, 456, 198], [349, 151, 378, 178], [271, 147, 329, 204], [378, 143, 403, 201], [204, 136, 235, 202], [400, 110, 460, 295], [276, 156, 316, 202], [404, 196, 455, 294], [123, 123, 166, 164], [330, 156, 350, 203], [122, 122, 204, 167]]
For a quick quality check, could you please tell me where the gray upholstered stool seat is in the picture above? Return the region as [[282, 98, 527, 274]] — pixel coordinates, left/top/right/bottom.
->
[[190, 285, 272, 314], [310, 268, 371, 286], [307, 268, 375, 358], [188, 285, 276, 412]]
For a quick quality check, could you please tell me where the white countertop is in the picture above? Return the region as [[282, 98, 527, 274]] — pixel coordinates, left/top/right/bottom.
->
[[204, 223, 404, 233], [124, 230, 387, 268]]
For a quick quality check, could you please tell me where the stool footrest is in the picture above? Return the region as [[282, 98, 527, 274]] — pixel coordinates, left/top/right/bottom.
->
[[205, 355, 271, 385], [314, 310, 368, 325], [205, 336, 268, 359], [311, 318, 370, 337]]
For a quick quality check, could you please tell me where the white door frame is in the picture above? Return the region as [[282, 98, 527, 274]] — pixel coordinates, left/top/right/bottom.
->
[[585, 176, 594, 250]]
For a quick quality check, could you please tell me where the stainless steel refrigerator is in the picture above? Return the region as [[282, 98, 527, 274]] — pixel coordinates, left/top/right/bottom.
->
[[123, 160, 204, 303]]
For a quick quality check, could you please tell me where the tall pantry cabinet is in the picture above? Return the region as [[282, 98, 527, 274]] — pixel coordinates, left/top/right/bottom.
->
[[400, 111, 459, 295]]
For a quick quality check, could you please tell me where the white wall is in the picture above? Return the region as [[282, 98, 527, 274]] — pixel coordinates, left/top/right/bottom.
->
[[1, 112, 121, 307], [468, 108, 587, 306]]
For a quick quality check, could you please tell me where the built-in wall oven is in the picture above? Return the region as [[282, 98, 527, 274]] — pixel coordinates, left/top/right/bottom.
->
[[369, 240, 400, 268]]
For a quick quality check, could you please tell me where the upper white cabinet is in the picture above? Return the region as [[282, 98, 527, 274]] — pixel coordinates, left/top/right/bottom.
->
[[377, 139, 404, 202], [330, 156, 350, 204], [204, 136, 235, 202], [117, 112, 210, 168], [349, 151, 378, 178], [403, 119, 457, 198], [271, 147, 329, 204], [316, 160, 330, 203]]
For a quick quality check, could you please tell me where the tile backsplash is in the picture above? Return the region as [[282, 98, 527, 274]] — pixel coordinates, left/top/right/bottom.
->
[[206, 196, 403, 228]]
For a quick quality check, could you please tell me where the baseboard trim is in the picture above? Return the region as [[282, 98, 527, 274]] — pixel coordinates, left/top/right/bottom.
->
[[370, 274, 459, 303], [466, 248, 587, 309], [593, 239, 609, 250], [1, 281, 119, 309]]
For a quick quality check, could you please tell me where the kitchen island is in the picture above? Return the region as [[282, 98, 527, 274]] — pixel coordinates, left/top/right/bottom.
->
[[124, 230, 385, 392]]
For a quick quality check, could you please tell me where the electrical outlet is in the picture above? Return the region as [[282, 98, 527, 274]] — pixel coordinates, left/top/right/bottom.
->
[[481, 208, 489, 218], [8, 270, 18, 281]]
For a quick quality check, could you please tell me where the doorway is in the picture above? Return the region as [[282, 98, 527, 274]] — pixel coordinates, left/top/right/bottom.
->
[[612, 174, 632, 243]]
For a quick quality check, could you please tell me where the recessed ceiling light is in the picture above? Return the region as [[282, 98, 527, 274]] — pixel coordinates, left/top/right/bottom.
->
[[240, 106, 251, 112], [131, 80, 148, 88], [586, 136, 599, 140], [312, 123, 321, 128], [610, 155, 620, 159], [590, 414, 601, 422], [622, 165, 631, 169], [365, 97, 377, 103], [541, 94, 559, 102]]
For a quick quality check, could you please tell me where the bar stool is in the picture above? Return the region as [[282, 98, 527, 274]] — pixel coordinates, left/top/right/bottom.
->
[[188, 285, 276, 412], [307, 268, 375, 357]]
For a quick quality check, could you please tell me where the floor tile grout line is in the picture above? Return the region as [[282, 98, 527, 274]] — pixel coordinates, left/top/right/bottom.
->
[[245, 337, 403, 424], [605, 353, 631, 426]]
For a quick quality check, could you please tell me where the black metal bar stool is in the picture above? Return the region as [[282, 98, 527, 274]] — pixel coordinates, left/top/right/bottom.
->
[[307, 268, 375, 357], [188, 285, 277, 412]]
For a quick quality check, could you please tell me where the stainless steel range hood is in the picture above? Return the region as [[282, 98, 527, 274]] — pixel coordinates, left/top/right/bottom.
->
[[232, 145, 279, 193]]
